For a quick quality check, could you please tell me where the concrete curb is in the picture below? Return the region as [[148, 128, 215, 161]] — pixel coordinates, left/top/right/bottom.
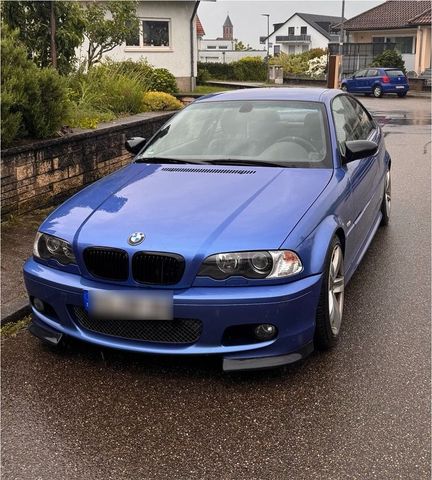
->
[[1, 298, 31, 326]]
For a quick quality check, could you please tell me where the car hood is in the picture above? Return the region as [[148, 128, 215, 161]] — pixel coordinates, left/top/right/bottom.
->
[[42, 162, 332, 266]]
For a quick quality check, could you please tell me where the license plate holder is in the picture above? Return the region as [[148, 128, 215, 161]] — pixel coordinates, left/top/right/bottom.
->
[[84, 290, 173, 321]]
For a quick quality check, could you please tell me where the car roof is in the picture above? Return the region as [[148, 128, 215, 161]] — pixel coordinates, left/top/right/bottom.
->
[[195, 87, 337, 103]]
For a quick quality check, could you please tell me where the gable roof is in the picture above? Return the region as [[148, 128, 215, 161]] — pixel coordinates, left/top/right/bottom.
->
[[342, 0, 431, 31], [196, 15, 205, 37], [268, 12, 345, 41]]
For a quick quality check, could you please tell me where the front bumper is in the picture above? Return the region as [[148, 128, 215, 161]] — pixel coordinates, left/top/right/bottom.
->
[[23, 258, 322, 370]]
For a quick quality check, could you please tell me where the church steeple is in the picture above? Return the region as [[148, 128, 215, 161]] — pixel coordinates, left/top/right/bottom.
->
[[223, 14, 233, 40]]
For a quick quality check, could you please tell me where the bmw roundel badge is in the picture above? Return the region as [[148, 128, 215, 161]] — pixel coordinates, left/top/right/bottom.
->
[[128, 232, 145, 246]]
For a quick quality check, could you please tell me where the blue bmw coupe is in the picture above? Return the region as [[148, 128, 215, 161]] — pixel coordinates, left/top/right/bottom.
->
[[24, 88, 391, 371]]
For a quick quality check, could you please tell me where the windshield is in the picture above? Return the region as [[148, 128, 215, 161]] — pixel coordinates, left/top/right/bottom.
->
[[138, 100, 332, 168]]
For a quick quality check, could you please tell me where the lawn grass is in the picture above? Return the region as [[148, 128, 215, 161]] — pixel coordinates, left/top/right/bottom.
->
[[178, 85, 233, 96]]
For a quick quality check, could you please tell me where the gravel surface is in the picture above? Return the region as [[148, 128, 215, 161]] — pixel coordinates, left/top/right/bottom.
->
[[1, 96, 430, 480]]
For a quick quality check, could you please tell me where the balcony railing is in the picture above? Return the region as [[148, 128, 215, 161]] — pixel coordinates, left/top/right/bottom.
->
[[275, 35, 311, 43]]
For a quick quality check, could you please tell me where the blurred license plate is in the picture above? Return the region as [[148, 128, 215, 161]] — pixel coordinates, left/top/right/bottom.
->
[[86, 290, 173, 320], [395, 85, 404, 89]]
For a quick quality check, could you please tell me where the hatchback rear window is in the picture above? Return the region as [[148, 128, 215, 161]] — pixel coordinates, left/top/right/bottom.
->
[[385, 70, 405, 77]]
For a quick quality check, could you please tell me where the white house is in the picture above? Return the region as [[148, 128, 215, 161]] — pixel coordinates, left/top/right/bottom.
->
[[77, 0, 215, 91], [198, 14, 267, 64], [265, 13, 342, 56]]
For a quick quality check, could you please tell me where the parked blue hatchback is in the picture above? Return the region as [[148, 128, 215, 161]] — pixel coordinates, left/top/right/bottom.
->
[[341, 67, 409, 97], [24, 88, 391, 371]]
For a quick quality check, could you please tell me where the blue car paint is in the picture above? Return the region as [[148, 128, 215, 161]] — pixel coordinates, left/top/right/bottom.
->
[[23, 88, 390, 369], [341, 68, 409, 96]]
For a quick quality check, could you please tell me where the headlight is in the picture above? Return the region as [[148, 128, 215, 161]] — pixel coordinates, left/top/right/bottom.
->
[[33, 232, 76, 265], [198, 250, 302, 280]]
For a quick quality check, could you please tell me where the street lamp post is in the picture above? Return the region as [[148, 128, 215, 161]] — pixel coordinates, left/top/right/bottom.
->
[[261, 14, 270, 82], [339, 0, 345, 79]]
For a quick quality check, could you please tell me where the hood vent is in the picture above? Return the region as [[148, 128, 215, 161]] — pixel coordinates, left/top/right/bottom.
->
[[161, 167, 255, 175]]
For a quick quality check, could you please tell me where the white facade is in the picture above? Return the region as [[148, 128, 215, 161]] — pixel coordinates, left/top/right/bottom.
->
[[268, 14, 332, 56], [198, 49, 267, 63], [77, 0, 201, 91]]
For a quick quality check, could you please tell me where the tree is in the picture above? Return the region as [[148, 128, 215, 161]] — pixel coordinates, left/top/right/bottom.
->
[[234, 40, 252, 51], [1, 1, 85, 74], [83, 1, 139, 68], [371, 49, 406, 73]]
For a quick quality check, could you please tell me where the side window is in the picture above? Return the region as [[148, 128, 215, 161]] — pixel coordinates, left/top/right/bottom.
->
[[354, 69, 367, 78], [346, 97, 375, 139], [332, 95, 376, 155], [367, 69, 378, 77]]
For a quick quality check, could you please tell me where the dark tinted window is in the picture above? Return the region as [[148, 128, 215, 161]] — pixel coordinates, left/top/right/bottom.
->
[[331, 95, 375, 154], [385, 69, 405, 77]]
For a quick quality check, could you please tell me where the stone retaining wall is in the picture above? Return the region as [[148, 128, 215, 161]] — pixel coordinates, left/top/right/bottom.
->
[[1, 112, 173, 217]]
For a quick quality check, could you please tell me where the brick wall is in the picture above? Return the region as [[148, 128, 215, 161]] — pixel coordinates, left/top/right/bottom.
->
[[1, 112, 173, 218]]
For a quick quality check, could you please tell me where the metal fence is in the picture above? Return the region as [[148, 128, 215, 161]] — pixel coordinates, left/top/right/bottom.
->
[[328, 42, 397, 76]]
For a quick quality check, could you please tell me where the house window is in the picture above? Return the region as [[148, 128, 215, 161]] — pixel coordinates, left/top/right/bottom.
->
[[302, 45, 309, 53], [143, 20, 170, 47], [301, 26, 307, 35], [372, 35, 414, 54], [288, 27, 295, 35], [125, 18, 171, 48], [207, 45, 216, 49], [218, 46, 228, 49], [288, 45, 295, 54]]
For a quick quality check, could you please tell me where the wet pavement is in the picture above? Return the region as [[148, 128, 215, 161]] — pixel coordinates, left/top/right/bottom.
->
[[1, 96, 431, 480]]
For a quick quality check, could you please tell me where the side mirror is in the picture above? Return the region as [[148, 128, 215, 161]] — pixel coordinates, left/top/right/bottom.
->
[[125, 137, 147, 155], [344, 140, 378, 163]]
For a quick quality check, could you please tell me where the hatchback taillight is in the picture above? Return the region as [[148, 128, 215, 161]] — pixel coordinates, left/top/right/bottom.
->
[[382, 76, 390, 83]]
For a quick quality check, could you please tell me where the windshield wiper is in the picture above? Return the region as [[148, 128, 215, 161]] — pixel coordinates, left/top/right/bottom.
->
[[135, 157, 209, 165], [207, 159, 289, 168]]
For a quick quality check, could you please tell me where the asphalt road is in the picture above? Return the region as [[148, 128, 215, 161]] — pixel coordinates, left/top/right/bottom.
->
[[2, 96, 430, 480]]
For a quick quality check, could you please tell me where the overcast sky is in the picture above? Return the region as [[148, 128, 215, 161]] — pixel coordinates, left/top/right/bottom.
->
[[198, 0, 385, 49]]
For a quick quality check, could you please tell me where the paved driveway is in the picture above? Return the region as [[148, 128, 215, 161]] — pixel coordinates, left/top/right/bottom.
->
[[1, 96, 430, 480]]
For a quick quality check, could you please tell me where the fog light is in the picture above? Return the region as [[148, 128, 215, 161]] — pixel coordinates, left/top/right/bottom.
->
[[33, 298, 45, 312], [254, 324, 277, 341]]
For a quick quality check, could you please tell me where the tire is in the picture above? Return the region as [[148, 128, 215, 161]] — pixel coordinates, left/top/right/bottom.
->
[[341, 84, 348, 92], [373, 85, 383, 98], [380, 169, 391, 226], [397, 92, 407, 97], [314, 236, 345, 350]]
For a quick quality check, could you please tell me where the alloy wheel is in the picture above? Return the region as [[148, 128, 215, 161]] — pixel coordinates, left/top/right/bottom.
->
[[328, 244, 344, 335], [373, 86, 382, 98]]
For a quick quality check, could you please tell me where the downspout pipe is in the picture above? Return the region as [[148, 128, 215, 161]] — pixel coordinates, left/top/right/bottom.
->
[[190, 1, 200, 91]]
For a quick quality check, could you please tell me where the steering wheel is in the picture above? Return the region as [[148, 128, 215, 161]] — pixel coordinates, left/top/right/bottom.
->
[[274, 136, 318, 153]]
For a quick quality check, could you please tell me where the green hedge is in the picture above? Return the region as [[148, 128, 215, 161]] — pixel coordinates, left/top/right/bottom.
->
[[198, 56, 267, 82]]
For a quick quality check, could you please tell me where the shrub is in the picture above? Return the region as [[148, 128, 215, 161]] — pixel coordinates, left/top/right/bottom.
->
[[99, 58, 153, 89], [1, 25, 29, 146], [197, 66, 210, 85], [306, 55, 328, 78], [1, 25, 69, 145], [197, 62, 235, 80], [233, 56, 267, 81], [371, 49, 406, 73], [272, 48, 327, 76], [22, 68, 70, 138], [148, 68, 178, 94], [197, 58, 267, 81], [141, 92, 183, 112]]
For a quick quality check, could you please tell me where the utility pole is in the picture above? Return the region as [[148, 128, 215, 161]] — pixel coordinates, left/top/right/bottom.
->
[[261, 14, 270, 82]]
